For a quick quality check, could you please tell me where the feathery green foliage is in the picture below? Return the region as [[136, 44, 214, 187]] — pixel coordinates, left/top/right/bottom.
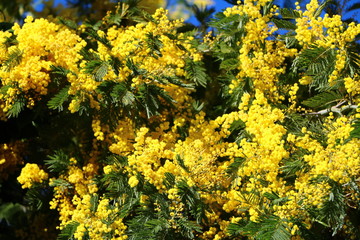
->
[[45, 150, 70, 174], [47, 86, 70, 111]]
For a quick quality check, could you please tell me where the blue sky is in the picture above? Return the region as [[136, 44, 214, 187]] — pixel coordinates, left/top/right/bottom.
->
[[49, 0, 233, 9], [33, 0, 234, 25], [39, 0, 233, 14], [34, 0, 360, 23]]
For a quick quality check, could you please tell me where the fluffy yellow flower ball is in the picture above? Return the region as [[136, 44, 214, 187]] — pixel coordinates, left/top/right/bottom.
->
[[17, 163, 48, 189]]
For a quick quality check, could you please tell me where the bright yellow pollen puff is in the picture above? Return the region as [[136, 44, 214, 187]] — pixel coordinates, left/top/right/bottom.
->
[[294, 0, 360, 88], [128, 175, 139, 187], [225, 1, 297, 101], [17, 163, 48, 189], [0, 16, 86, 113]]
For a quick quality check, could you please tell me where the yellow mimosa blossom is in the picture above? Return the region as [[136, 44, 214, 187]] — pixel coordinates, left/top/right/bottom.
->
[[17, 163, 48, 188]]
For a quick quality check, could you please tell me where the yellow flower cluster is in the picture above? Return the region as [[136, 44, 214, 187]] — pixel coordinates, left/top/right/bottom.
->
[[224, 1, 297, 100], [62, 8, 199, 114], [294, 116, 360, 184], [295, 0, 360, 49], [17, 163, 48, 189], [108, 118, 136, 155], [295, 0, 360, 90], [0, 16, 86, 113], [288, 83, 299, 111], [107, 90, 301, 237], [344, 76, 360, 97], [108, 10, 174, 71], [5, 1, 360, 238], [92, 119, 105, 141], [50, 161, 99, 230], [70, 195, 128, 240], [238, 90, 288, 185], [105, 8, 197, 103]]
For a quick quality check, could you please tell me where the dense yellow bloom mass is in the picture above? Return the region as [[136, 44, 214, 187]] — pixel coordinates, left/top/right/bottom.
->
[[0, 16, 85, 113], [225, 0, 297, 100], [2, 0, 359, 239], [295, 116, 360, 184], [17, 163, 48, 188], [295, 0, 360, 95]]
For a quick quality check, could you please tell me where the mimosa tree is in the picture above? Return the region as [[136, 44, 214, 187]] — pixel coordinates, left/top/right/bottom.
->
[[0, 0, 359, 239]]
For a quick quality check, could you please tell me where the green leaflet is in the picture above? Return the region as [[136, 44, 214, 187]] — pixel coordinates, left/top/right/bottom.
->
[[57, 222, 80, 240], [45, 150, 70, 174], [58, 17, 78, 30], [185, 59, 208, 87], [4, 47, 22, 71], [350, 119, 360, 139], [47, 85, 70, 111], [301, 91, 343, 109], [228, 215, 291, 240], [6, 96, 26, 118], [83, 60, 109, 82], [279, 8, 301, 19], [272, 18, 297, 30]]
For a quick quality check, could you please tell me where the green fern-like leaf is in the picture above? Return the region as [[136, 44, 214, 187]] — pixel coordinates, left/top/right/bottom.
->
[[58, 17, 78, 30], [347, 2, 360, 12], [279, 8, 301, 19], [293, 45, 337, 91], [176, 155, 190, 173], [49, 178, 72, 188], [220, 58, 239, 70], [127, 216, 169, 240], [163, 172, 176, 189], [263, 192, 289, 206], [293, 46, 333, 72], [138, 83, 174, 118], [314, 0, 332, 18], [226, 157, 245, 178], [6, 97, 26, 118], [50, 65, 71, 76], [209, 12, 248, 35], [228, 214, 291, 240], [153, 75, 194, 89], [0, 202, 26, 227], [317, 181, 346, 236], [90, 194, 99, 213], [84, 60, 109, 82], [4, 47, 22, 71], [57, 221, 80, 240], [47, 85, 70, 111], [272, 18, 297, 30], [0, 22, 13, 31], [177, 179, 207, 224], [185, 59, 208, 87], [284, 35, 298, 48], [145, 33, 163, 58], [349, 119, 360, 139], [109, 56, 122, 76], [177, 217, 202, 239], [280, 153, 310, 181], [346, 48, 360, 77], [110, 82, 136, 106], [45, 150, 70, 173], [301, 91, 342, 108], [85, 28, 112, 48]]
